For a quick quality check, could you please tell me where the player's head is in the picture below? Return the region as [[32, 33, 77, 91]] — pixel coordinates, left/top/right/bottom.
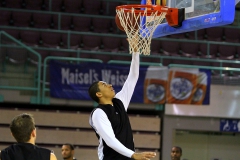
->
[[88, 81, 115, 103], [171, 146, 182, 160], [10, 113, 36, 143], [89, 81, 100, 103], [61, 143, 75, 160]]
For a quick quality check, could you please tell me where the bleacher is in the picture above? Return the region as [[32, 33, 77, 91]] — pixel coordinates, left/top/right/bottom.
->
[[0, 107, 161, 159]]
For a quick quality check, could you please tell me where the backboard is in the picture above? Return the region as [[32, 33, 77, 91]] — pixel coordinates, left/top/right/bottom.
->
[[141, 0, 237, 38]]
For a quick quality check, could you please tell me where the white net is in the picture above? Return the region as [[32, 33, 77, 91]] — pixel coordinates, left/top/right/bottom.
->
[[116, 7, 166, 55]]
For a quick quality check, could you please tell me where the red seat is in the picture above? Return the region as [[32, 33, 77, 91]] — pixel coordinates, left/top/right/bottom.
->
[[92, 17, 111, 33], [1, 28, 20, 40], [41, 32, 62, 48], [44, 0, 64, 11], [25, 0, 43, 10], [160, 40, 180, 56], [205, 27, 224, 41], [150, 40, 161, 54], [12, 11, 32, 27], [187, 29, 206, 40], [4, 0, 24, 8], [102, 36, 121, 52], [217, 45, 237, 60], [180, 42, 199, 57], [32, 13, 53, 29], [0, 10, 12, 26], [102, 1, 121, 16], [53, 15, 72, 30], [199, 43, 218, 58], [82, 0, 102, 14], [81, 35, 102, 50], [224, 27, 240, 43], [20, 30, 41, 46], [61, 33, 81, 49], [63, 0, 82, 13], [72, 16, 92, 32], [51, 0, 64, 11]]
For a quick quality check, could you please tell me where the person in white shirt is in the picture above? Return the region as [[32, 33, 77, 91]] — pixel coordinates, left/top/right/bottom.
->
[[88, 38, 156, 160]]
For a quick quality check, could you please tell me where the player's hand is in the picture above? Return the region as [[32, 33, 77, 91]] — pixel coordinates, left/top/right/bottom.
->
[[131, 152, 156, 160]]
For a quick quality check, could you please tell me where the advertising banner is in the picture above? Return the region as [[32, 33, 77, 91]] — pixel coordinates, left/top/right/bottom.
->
[[49, 61, 210, 105]]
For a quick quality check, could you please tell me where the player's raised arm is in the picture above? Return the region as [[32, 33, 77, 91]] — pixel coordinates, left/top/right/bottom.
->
[[115, 35, 140, 110]]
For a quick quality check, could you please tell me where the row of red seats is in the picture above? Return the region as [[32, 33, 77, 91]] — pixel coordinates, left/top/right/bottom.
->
[[0, 47, 132, 64], [1, 46, 239, 77], [160, 40, 240, 60], [0, 0, 122, 15], [2, 28, 240, 61], [1, 28, 127, 51], [0, 10, 121, 33], [167, 27, 240, 43], [1, 10, 240, 40], [1, 45, 238, 66]]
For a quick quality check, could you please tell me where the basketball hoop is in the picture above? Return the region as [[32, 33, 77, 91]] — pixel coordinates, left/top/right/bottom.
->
[[116, 5, 184, 55]]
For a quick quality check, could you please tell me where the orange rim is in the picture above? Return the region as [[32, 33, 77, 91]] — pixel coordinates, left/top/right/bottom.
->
[[116, 5, 169, 16]]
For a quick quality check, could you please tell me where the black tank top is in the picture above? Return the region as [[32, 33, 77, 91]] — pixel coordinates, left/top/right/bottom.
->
[[96, 98, 135, 160], [1, 143, 51, 160]]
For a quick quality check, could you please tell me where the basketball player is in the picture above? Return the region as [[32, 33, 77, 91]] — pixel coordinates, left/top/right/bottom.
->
[[0, 113, 57, 160], [88, 37, 156, 160], [61, 143, 77, 160], [171, 146, 182, 160]]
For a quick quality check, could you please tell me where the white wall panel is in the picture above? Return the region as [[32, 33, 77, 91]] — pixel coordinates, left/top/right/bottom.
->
[[165, 85, 240, 118]]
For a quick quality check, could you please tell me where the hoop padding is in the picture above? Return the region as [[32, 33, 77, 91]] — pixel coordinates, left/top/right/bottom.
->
[[116, 5, 166, 55]]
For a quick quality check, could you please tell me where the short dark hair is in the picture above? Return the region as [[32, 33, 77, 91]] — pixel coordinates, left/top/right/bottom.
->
[[63, 143, 74, 150], [10, 113, 35, 143], [172, 146, 182, 154], [88, 81, 100, 103]]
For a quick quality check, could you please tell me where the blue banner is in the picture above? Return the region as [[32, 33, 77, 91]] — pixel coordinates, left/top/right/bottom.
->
[[49, 61, 211, 105], [220, 119, 240, 132], [49, 61, 148, 102]]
